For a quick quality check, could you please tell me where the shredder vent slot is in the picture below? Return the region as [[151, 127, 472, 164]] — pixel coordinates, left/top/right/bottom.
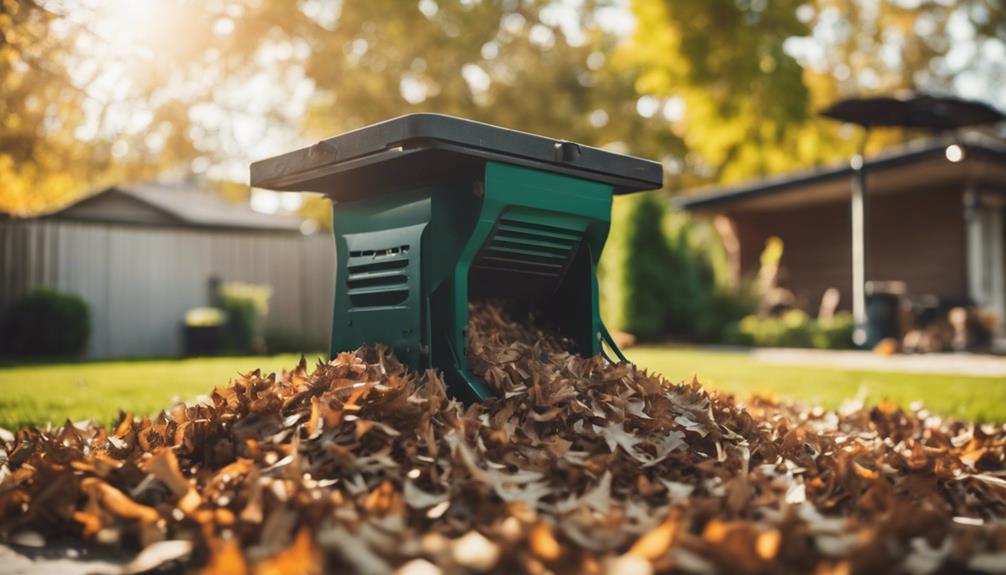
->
[[346, 247, 410, 309], [473, 219, 582, 283]]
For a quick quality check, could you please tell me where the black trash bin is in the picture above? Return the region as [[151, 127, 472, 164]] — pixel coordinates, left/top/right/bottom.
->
[[182, 307, 227, 356], [865, 281, 905, 349]]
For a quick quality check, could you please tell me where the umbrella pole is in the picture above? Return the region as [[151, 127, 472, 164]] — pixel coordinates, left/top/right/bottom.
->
[[851, 131, 869, 347]]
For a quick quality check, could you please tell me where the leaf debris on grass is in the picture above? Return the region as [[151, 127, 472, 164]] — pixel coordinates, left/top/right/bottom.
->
[[1, 302, 1005, 574]]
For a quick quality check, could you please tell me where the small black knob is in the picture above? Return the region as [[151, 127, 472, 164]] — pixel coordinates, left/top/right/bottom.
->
[[554, 141, 581, 162]]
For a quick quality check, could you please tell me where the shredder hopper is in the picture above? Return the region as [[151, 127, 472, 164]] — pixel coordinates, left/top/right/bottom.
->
[[251, 114, 662, 402]]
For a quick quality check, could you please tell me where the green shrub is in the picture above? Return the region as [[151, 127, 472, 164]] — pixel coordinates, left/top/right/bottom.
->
[[600, 193, 754, 342], [693, 281, 759, 343], [662, 211, 716, 340], [777, 309, 813, 347], [811, 312, 855, 350], [722, 316, 756, 346], [0, 289, 91, 357], [608, 193, 675, 339], [735, 314, 787, 347], [724, 310, 854, 349], [218, 283, 272, 354]]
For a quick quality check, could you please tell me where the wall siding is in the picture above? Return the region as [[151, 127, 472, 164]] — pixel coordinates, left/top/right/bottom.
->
[[730, 186, 965, 312], [0, 220, 335, 358]]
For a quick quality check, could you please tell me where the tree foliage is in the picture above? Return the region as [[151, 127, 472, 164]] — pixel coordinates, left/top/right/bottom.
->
[[274, 0, 683, 160], [0, 0, 255, 214], [1, 0, 1004, 216], [621, 0, 1006, 187], [601, 192, 672, 339], [1, 0, 677, 215]]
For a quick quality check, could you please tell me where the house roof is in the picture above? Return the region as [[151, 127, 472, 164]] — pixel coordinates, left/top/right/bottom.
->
[[46, 182, 306, 233], [675, 134, 1006, 212]]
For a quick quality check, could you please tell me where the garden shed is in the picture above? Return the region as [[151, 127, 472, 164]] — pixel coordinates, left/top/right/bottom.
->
[[677, 135, 1006, 349], [0, 182, 334, 359]]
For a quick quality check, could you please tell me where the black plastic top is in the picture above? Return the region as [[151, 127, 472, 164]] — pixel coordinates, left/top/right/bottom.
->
[[250, 114, 663, 200]]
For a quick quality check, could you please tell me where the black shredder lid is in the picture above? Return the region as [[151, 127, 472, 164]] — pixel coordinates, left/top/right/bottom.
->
[[250, 114, 663, 200]]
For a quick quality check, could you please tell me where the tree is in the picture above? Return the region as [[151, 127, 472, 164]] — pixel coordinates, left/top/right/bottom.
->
[[601, 192, 672, 339], [276, 0, 680, 158], [4, 0, 1004, 217], [620, 0, 1006, 188], [1, 0, 676, 216], [1, 0, 93, 214], [619, 0, 835, 188], [0, 0, 253, 214], [600, 192, 751, 341]]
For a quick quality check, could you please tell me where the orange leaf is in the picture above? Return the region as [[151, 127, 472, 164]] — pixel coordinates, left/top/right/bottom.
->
[[530, 521, 561, 561], [756, 529, 781, 560], [851, 460, 880, 480], [253, 528, 320, 575], [201, 539, 249, 575], [629, 509, 680, 560]]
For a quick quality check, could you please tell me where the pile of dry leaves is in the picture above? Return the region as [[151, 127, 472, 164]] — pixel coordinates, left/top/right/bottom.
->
[[2, 302, 1006, 574]]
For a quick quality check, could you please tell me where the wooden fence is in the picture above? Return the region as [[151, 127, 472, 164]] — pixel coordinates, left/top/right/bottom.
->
[[0, 219, 335, 359]]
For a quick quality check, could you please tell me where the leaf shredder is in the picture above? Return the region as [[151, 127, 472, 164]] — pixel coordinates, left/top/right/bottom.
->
[[251, 114, 662, 402]]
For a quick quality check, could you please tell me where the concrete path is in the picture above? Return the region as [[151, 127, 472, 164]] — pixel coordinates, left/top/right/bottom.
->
[[0, 542, 128, 575], [751, 348, 1006, 378]]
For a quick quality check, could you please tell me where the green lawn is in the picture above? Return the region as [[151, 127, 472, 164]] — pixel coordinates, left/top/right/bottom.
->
[[626, 346, 1006, 422], [0, 354, 324, 430], [0, 347, 1003, 429]]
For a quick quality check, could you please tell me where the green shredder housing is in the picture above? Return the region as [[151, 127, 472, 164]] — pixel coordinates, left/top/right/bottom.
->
[[251, 114, 662, 403]]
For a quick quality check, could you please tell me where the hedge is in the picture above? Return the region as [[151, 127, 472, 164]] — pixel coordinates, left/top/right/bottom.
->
[[0, 289, 91, 357]]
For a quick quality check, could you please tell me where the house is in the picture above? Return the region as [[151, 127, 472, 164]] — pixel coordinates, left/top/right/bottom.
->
[[676, 135, 1006, 347], [0, 182, 335, 358]]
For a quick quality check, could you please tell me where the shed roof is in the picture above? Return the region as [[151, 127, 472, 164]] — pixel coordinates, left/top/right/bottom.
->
[[675, 135, 1006, 213], [46, 182, 306, 232]]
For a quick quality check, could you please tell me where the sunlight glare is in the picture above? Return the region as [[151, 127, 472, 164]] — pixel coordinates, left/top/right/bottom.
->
[[93, 0, 166, 58]]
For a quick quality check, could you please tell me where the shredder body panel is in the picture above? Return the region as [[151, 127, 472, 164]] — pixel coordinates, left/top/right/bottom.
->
[[250, 114, 663, 402]]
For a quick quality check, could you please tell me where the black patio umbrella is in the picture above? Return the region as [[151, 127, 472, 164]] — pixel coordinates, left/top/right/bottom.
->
[[821, 93, 1006, 131], [819, 93, 1005, 347]]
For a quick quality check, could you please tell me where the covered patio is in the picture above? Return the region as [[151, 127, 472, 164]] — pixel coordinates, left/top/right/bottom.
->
[[677, 135, 1006, 351]]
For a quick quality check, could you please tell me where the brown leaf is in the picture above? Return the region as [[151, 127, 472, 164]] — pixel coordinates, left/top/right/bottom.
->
[[81, 477, 160, 525], [143, 448, 201, 513]]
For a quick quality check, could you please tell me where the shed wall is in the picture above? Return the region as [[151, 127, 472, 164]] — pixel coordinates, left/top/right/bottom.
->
[[729, 186, 965, 312], [0, 219, 335, 358]]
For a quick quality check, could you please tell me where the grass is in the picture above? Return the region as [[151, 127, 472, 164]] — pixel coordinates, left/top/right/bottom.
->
[[0, 354, 324, 430], [0, 347, 1003, 429], [626, 346, 1006, 422]]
